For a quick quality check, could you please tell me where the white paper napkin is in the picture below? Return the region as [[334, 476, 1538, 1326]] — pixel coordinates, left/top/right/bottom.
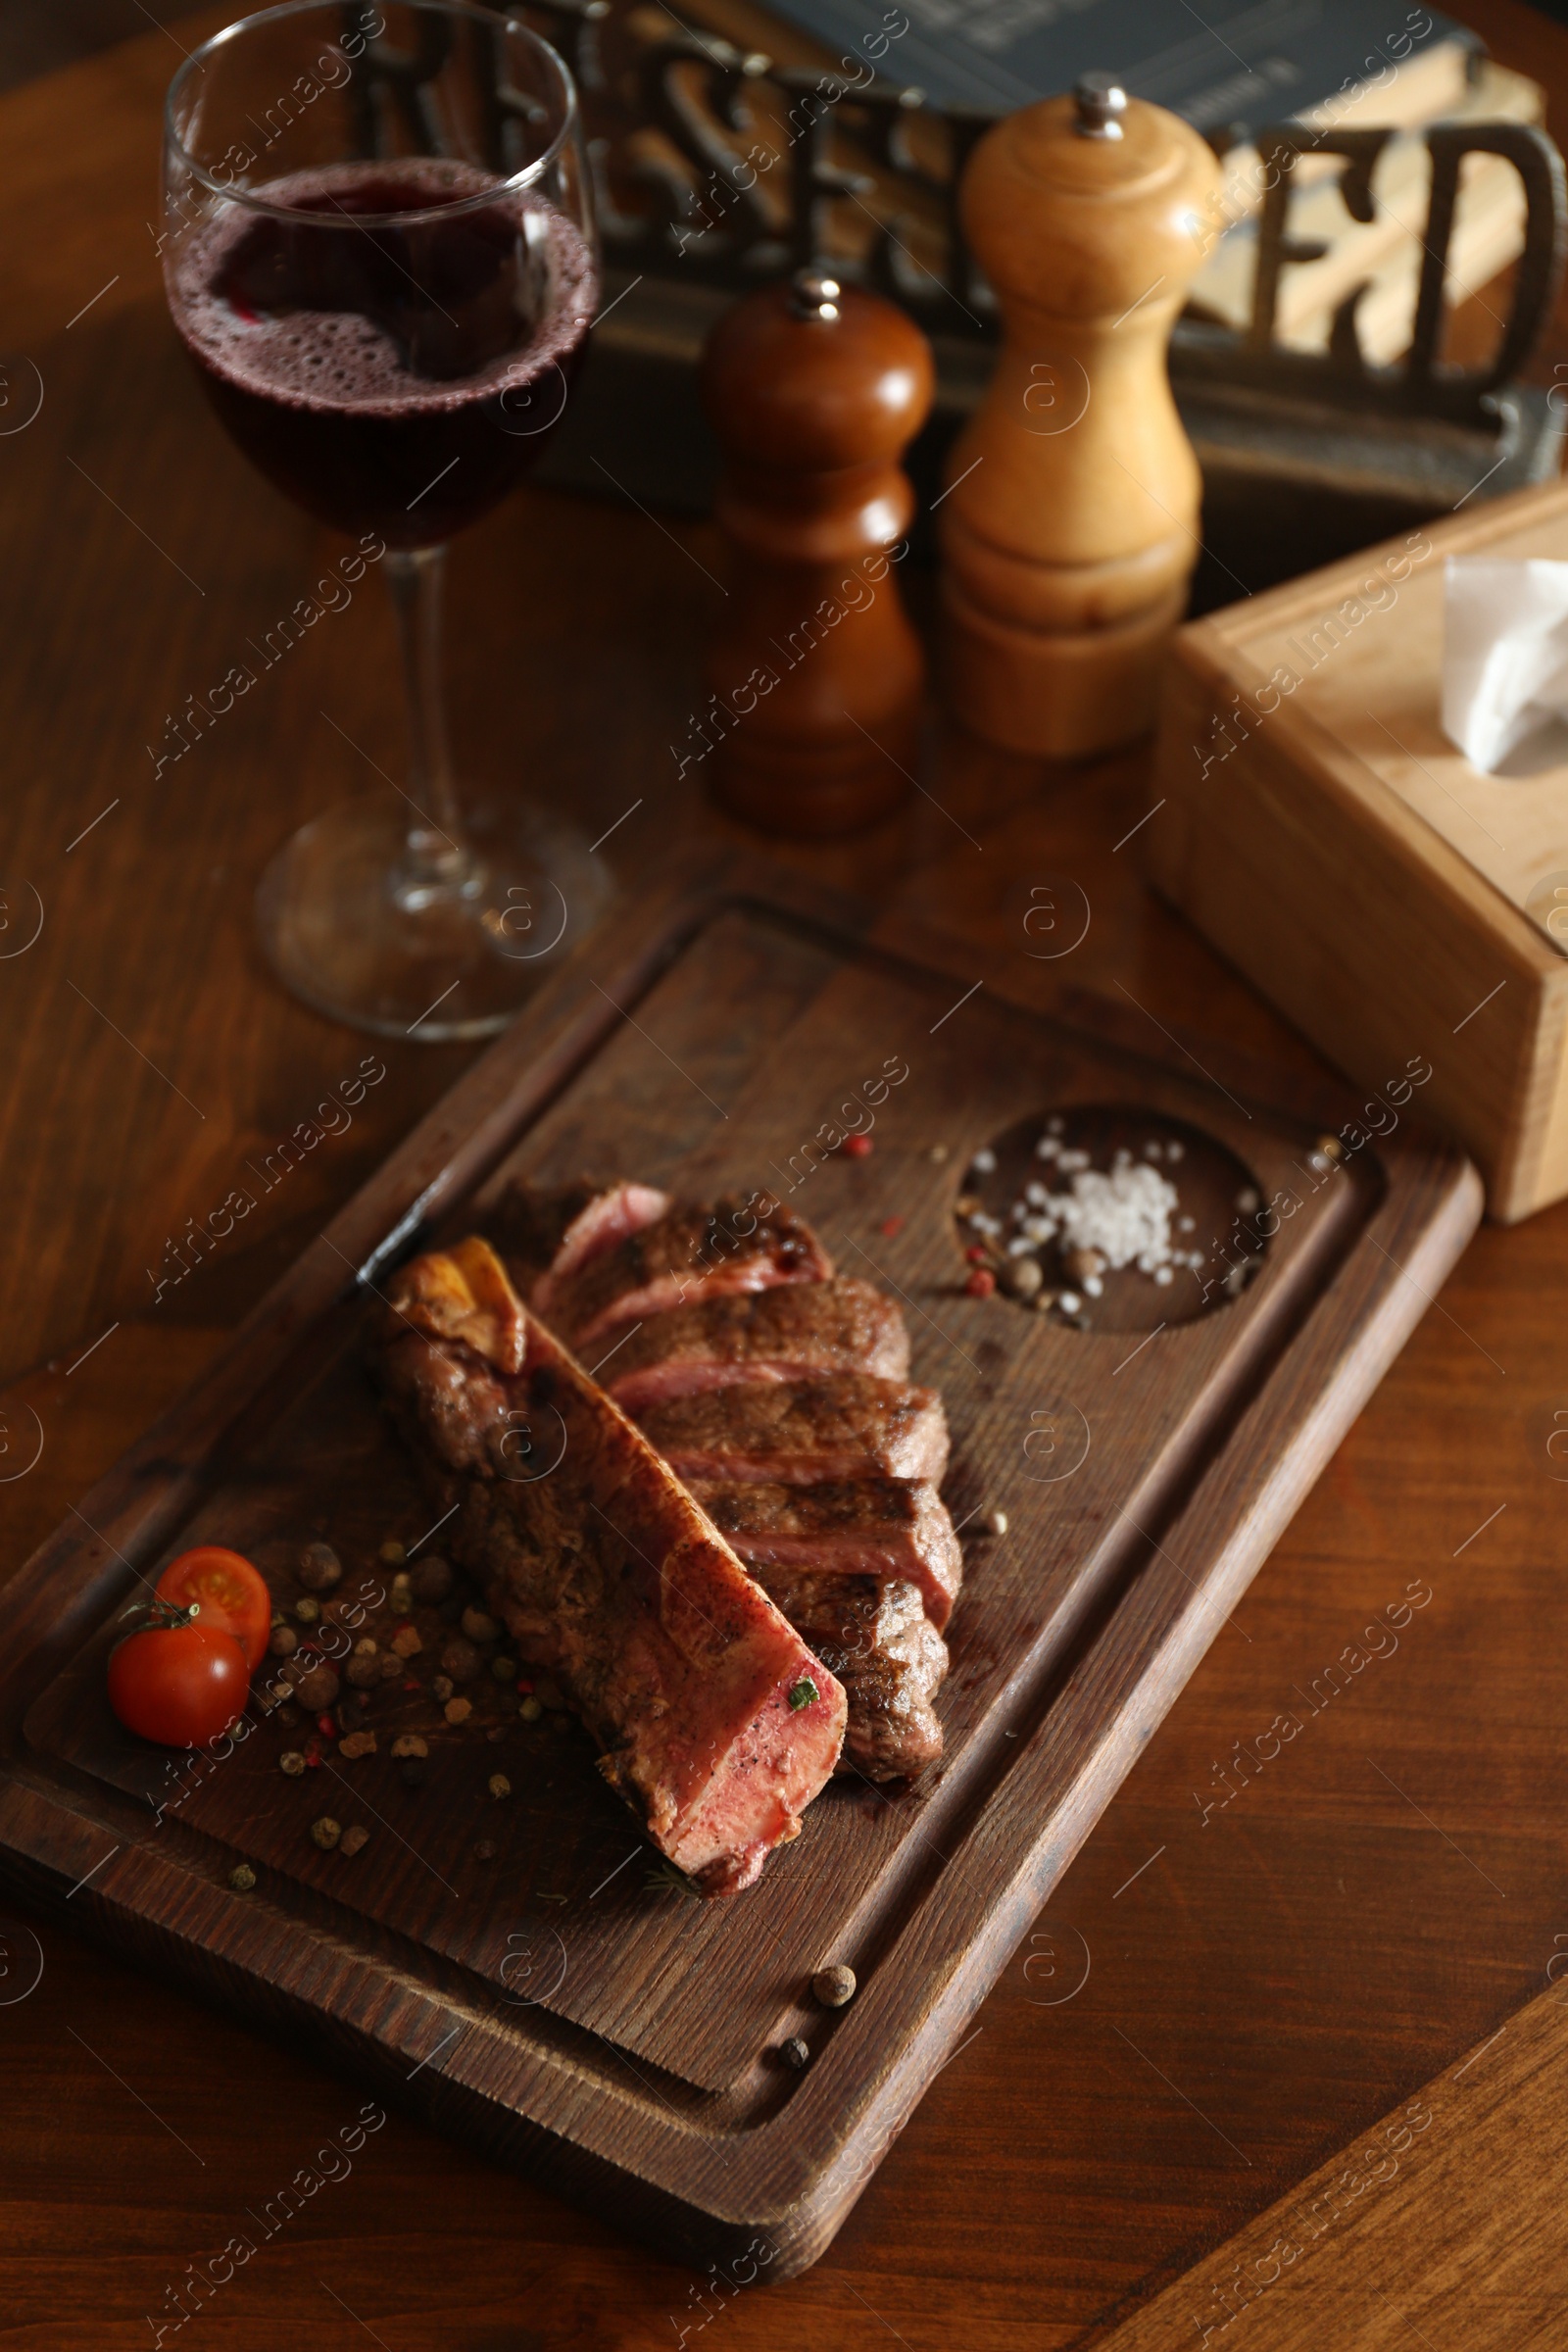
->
[[1442, 556, 1568, 774]]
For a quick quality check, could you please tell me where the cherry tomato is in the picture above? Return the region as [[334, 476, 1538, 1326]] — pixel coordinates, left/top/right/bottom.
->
[[108, 1610, 250, 1747], [156, 1546, 271, 1670]]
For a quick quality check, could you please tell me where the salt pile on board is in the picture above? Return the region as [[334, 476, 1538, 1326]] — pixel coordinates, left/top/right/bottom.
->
[[960, 1122, 1216, 1311], [1014, 1156, 1179, 1273]]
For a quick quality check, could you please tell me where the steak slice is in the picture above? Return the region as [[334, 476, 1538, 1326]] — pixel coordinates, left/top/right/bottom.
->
[[486, 1179, 672, 1305], [376, 1240, 846, 1895], [638, 1374, 950, 1486], [750, 1569, 947, 1781], [689, 1478, 962, 1631], [604, 1278, 910, 1413], [550, 1194, 833, 1351], [530, 1181, 672, 1318], [486, 1178, 600, 1286]]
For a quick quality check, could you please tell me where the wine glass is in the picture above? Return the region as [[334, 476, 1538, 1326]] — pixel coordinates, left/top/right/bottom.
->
[[163, 0, 612, 1039]]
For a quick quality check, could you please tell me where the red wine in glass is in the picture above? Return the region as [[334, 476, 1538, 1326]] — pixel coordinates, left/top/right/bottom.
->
[[170, 159, 595, 549], [163, 2, 612, 1042]]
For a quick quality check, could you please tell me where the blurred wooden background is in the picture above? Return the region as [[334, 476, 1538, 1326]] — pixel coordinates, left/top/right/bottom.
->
[[2, 4, 1568, 2349]]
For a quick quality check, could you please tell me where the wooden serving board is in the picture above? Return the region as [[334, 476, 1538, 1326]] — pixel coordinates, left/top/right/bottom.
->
[[0, 851, 1480, 2278]]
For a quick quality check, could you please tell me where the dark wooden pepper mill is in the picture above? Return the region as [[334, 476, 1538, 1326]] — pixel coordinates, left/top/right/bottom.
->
[[696, 268, 934, 838]]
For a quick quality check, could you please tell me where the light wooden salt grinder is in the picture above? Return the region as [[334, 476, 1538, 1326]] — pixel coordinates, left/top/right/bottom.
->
[[698, 268, 934, 837], [941, 74, 1224, 759]]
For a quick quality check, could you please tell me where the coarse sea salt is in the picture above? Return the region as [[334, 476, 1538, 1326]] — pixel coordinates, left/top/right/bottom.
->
[[1011, 1159, 1180, 1274]]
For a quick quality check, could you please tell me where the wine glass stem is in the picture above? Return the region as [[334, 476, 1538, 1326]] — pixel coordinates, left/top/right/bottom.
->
[[384, 545, 477, 904]]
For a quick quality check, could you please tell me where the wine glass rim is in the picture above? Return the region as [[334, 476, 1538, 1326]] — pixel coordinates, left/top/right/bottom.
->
[[165, 0, 580, 228]]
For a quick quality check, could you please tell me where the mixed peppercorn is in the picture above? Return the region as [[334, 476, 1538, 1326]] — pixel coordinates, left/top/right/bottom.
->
[[255, 1532, 574, 1869]]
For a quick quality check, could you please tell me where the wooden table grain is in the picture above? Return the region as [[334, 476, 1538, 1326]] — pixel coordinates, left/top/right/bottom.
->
[[2, 8, 1567, 2348]]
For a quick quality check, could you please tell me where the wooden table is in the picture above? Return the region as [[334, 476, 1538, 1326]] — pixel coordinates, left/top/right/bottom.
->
[[3, 7, 1568, 2346]]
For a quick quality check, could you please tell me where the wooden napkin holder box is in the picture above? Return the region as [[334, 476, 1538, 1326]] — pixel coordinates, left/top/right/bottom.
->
[[1147, 478, 1568, 1223]]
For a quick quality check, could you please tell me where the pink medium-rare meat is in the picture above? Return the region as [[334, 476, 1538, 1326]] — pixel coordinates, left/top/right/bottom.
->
[[484, 1179, 670, 1299], [548, 1194, 833, 1350], [750, 1568, 948, 1781], [493, 1175, 957, 1779], [604, 1277, 910, 1413], [530, 1181, 672, 1318], [688, 1478, 962, 1631], [638, 1373, 950, 1486], [376, 1239, 846, 1894], [460, 1468, 843, 1890], [486, 1176, 958, 1778]]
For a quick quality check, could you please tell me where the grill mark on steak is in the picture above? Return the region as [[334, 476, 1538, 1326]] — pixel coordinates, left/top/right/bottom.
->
[[605, 1278, 910, 1414], [374, 1241, 846, 1895], [548, 1194, 833, 1350], [637, 1373, 950, 1486], [750, 1570, 947, 1782], [688, 1478, 962, 1631]]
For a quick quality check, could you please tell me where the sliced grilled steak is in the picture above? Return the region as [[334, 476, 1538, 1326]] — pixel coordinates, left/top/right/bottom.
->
[[486, 1179, 672, 1304], [751, 1569, 947, 1781], [483, 1179, 958, 1786], [604, 1278, 909, 1414], [549, 1194, 833, 1350], [375, 1239, 846, 1895], [689, 1478, 962, 1631], [531, 1181, 671, 1318], [638, 1373, 950, 1485]]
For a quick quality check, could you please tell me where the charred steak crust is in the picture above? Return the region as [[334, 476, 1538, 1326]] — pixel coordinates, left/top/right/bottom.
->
[[548, 1193, 834, 1348], [636, 1373, 951, 1486], [688, 1478, 963, 1631], [374, 1242, 847, 1895], [605, 1277, 910, 1411], [750, 1571, 949, 1782]]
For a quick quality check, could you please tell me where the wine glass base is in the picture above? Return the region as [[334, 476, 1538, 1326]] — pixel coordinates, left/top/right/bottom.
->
[[257, 793, 613, 1041]]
